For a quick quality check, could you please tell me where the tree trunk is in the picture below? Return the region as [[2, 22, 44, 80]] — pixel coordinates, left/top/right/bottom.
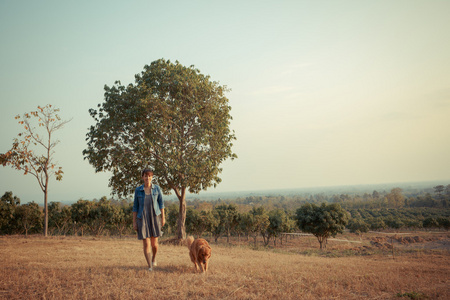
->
[[176, 188, 187, 240], [318, 236, 326, 249], [43, 145, 50, 237], [44, 186, 48, 237]]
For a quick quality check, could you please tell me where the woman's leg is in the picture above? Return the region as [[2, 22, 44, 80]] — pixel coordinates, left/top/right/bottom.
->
[[150, 237, 158, 264], [142, 238, 152, 268]]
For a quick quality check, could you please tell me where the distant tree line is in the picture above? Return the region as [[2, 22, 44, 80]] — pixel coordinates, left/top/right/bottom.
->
[[1, 184, 449, 248]]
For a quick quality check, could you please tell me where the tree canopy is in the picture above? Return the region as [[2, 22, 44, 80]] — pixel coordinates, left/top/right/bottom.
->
[[83, 59, 237, 239]]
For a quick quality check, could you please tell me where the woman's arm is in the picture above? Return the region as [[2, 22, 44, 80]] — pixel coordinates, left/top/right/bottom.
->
[[132, 189, 139, 231], [133, 211, 138, 231]]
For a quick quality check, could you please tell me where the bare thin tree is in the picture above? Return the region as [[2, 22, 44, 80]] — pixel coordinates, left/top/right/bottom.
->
[[1, 105, 71, 236]]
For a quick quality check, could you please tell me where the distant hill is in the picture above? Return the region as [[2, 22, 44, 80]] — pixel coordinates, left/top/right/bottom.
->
[[176, 180, 448, 202]]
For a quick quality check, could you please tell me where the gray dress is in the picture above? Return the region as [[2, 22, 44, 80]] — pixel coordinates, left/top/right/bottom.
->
[[137, 193, 162, 240]]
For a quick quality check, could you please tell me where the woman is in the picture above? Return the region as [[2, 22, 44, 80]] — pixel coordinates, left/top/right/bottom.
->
[[133, 168, 165, 271]]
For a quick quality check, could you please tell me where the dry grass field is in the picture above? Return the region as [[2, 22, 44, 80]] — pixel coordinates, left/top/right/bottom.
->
[[1, 232, 449, 299]]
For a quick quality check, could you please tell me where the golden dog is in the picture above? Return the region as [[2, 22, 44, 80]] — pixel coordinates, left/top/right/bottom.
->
[[186, 236, 212, 273]]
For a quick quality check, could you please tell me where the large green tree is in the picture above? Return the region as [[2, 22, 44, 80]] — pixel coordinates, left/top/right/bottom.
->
[[83, 59, 236, 239], [295, 203, 349, 249], [1, 105, 70, 236]]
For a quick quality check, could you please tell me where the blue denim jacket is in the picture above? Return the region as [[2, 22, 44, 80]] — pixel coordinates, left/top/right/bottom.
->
[[133, 184, 164, 219]]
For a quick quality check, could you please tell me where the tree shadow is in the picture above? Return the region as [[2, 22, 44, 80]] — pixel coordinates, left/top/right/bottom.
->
[[106, 264, 191, 274]]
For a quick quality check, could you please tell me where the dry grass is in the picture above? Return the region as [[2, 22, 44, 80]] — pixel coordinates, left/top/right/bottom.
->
[[1, 233, 449, 299]]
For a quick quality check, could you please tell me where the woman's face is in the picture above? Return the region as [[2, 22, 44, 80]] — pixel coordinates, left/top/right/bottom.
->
[[142, 172, 153, 185]]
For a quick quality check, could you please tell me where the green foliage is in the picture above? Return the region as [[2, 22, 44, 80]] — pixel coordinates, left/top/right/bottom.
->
[[367, 217, 387, 231], [0, 192, 20, 234], [347, 218, 370, 235], [422, 217, 439, 229], [248, 206, 270, 246], [14, 202, 43, 236], [186, 208, 217, 238], [437, 217, 450, 230], [2, 182, 449, 238], [165, 203, 179, 235], [213, 204, 239, 243], [70, 197, 128, 236], [387, 188, 405, 208], [83, 59, 237, 198], [48, 202, 72, 235], [295, 203, 349, 249], [267, 209, 295, 246]]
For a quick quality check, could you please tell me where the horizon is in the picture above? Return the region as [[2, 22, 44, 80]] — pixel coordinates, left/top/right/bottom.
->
[[9, 179, 449, 206]]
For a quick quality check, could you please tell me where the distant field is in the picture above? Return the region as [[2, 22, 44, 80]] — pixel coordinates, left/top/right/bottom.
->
[[1, 231, 449, 299]]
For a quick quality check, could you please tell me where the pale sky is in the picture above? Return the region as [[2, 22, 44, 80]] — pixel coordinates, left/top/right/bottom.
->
[[1, 0, 449, 204]]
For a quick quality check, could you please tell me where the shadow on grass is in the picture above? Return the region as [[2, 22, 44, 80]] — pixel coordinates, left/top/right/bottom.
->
[[103, 264, 192, 274]]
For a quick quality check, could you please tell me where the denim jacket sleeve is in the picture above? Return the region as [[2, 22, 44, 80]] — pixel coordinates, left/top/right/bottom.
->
[[156, 185, 164, 211], [132, 186, 144, 219], [152, 185, 164, 215]]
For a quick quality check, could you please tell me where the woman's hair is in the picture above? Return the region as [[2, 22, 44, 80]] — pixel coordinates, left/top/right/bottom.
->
[[141, 168, 154, 177]]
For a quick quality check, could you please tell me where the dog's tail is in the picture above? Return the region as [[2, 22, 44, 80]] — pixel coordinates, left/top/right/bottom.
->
[[185, 235, 194, 249]]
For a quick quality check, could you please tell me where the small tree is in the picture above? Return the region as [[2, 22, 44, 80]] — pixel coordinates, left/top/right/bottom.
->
[[347, 218, 370, 240], [267, 209, 287, 246], [367, 217, 386, 231], [186, 208, 216, 238], [214, 204, 239, 243], [186, 207, 201, 237], [248, 206, 269, 247], [437, 217, 450, 230], [114, 204, 132, 238], [434, 185, 445, 200], [48, 202, 72, 235], [239, 212, 253, 242], [15, 202, 43, 237], [295, 203, 349, 249], [387, 188, 404, 208], [165, 203, 179, 236], [233, 212, 247, 242], [211, 210, 224, 243], [1, 105, 70, 236], [71, 199, 95, 236], [0, 192, 20, 234], [199, 210, 218, 238], [423, 217, 439, 230]]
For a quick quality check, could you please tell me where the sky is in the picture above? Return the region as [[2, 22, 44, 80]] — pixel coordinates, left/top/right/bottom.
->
[[1, 0, 449, 205]]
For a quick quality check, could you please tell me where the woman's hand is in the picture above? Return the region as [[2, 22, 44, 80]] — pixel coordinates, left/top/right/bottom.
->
[[133, 222, 138, 232]]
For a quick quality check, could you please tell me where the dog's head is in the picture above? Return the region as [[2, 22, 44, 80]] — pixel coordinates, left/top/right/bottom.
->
[[198, 245, 211, 264]]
